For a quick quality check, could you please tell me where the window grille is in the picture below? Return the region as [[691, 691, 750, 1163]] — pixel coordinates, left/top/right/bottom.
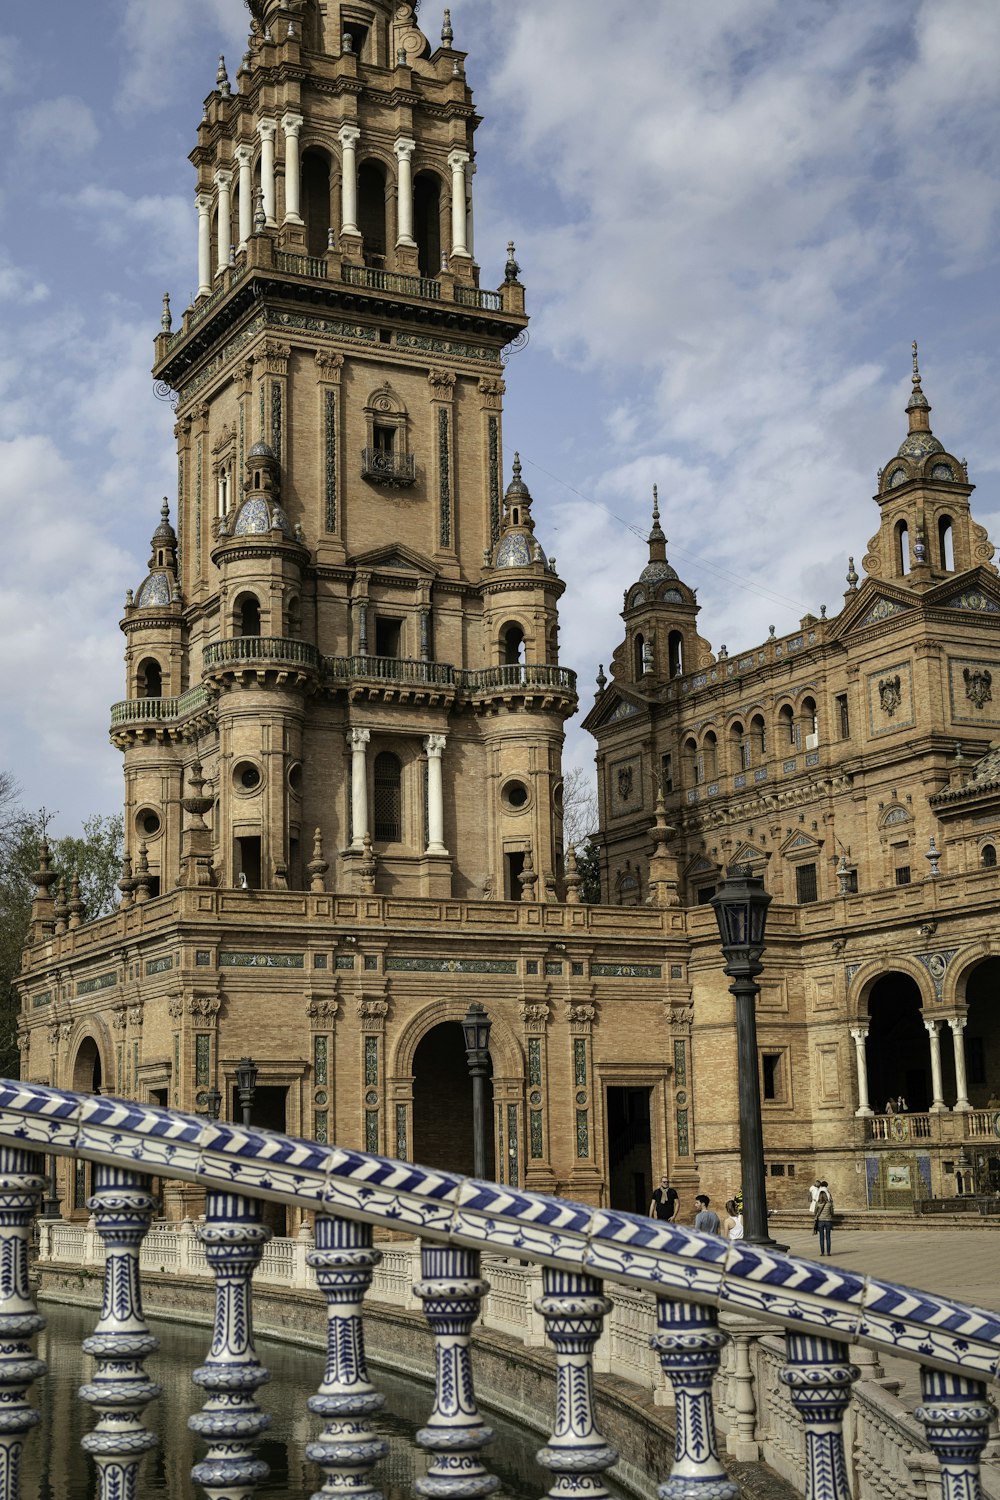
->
[[373, 752, 402, 841]]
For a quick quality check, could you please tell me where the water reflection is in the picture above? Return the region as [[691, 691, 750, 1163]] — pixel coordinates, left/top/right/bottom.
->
[[27, 1303, 562, 1499]]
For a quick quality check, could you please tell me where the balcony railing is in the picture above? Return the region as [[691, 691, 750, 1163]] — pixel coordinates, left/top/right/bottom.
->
[[109, 686, 210, 727], [203, 636, 319, 671], [454, 284, 503, 311], [360, 447, 417, 486], [325, 655, 455, 687], [275, 250, 329, 279], [865, 1112, 933, 1141], [342, 264, 442, 300], [2, 1079, 999, 1500], [462, 663, 577, 693]]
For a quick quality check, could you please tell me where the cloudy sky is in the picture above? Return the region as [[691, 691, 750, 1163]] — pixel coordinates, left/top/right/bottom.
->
[[2, 0, 1000, 835]]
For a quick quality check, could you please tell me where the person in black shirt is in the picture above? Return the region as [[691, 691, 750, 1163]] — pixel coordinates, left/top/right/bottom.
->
[[649, 1176, 678, 1221]]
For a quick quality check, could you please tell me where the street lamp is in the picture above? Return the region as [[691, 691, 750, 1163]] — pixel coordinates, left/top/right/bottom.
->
[[710, 865, 783, 1249], [236, 1057, 258, 1127], [461, 1003, 492, 1179], [40, 1156, 62, 1220], [198, 1087, 222, 1121]]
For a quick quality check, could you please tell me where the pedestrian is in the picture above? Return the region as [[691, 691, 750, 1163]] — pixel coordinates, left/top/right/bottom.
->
[[814, 1179, 834, 1256], [897, 1095, 907, 1113], [807, 1178, 822, 1214], [649, 1175, 679, 1222], [723, 1199, 744, 1240], [884, 1098, 895, 1115], [693, 1194, 721, 1234]]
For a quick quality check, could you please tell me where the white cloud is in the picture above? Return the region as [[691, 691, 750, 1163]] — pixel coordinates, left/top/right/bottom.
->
[[65, 186, 191, 281], [0, 250, 48, 305], [17, 96, 99, 159], [116, 0, 251, 115]]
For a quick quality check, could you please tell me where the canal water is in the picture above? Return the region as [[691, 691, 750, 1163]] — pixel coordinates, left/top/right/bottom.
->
[[25, 1302, 576, 1499]]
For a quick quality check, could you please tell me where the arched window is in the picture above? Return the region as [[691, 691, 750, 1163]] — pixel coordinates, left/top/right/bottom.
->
[[358, 160, 387, 267], [414, 171, 443, 279], [802, 696, 818, 749], [778, 704, 796, 747], [286, 596, 301, 637], [682, 737, 701, 785], [238, 595, 261, 636], [138, 658, 162, 698], [501, 624, 525, 666], [668, 630, 684, 677], [939, 515, 954, 571], [751, 714, 767, 761], [634, 633, 646, 680], [730, 721, 748, 772], [982, 844, 997, 869], [895, 519, 910, 576], [302, 148, 333, 259], [703, 731, 718, 781], [373, 752, 402, 842]]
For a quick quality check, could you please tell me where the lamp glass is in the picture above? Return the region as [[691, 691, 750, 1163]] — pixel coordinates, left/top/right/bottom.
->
[[236, 1056, 258, 1093]]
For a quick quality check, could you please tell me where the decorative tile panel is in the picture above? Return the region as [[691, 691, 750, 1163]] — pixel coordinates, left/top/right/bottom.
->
[[673, 1039, 687, 1086], [314, 1036, 328, 1087], [196, 951, 212, 967], [77, 973, 117, 996], [544, 961, 563, 976], [528, 1039, 542, 1088], [220, 952, 305, 969], [31, 991, 52, 1009], [365, 1111, 378, 1152], [530, 1110, 543, 1159], [384, 957, 516, 974], [146, 956, 173, 976], [591, 963, 662, 979], [195, 1035, 210, 1087], [576, 1111, 589, 1157], [364, 1037, 378, 1088], [314, 1109, 328, 1144], [573, 1040, 587, 1088], [395, 1105, 407, 1160], [676, 1108, 690, 1156], [324, 387, 337, 531], [916, 949, 958, 998], [336, 955, 355, 970]]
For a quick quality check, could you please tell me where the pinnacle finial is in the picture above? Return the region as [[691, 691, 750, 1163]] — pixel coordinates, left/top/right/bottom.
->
[[846, 556, 859, 591], [512, 452, 522, 482], [652, 484, 660, 523], [216, 54, 231, 96], [442, 8, 454, 45], [912, 339, 920, 386], [161, 292, 172, 333], [161, 496, 170, 521]]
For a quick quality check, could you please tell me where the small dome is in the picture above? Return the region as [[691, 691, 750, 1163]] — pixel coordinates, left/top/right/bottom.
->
[[639, 558, 678, 585], [495, 532, 536, 569], [136, 573, 172, 607], [897, 430, 945, 461], [248, 440, 277, 461], [233, 497, 291, 536], [151, 497, 176, 546]]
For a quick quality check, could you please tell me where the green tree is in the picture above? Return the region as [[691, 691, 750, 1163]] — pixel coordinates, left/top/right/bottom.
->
[[574, 837, 603, 905]]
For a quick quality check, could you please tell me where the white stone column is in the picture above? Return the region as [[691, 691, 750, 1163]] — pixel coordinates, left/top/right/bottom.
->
[[949, 1016, 972, 1111], [258, 117, 278, 226], [925, 1019, 947, 1113], [214, 169, 233, 274], [849, 1025, 872, 1117], [448, 149, 471, 258], [339, 125, 361, 237], [465, 159, 476, 259], [394, 137, 416, 248], [235, 144, 254, 250], [349, 728, 370, 848], [282, 112, 304, 224], [196, 192, 213, 297], [425, 735, 448, 855]]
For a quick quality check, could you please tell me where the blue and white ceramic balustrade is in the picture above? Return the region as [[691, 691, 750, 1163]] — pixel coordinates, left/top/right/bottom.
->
[[0, 1080, 998, 1500]]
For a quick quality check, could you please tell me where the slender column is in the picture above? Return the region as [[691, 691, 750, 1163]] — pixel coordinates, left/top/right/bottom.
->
[[190, 1193, 271, 1499], [0, 1147, 47, 1494], [915, 1368, 994, 1500], [394, 137, 416, 247], [925, 1019, 947, 1112], [849, 1025, 873, 1117], [79, 1166, 160, 1500], [196, 192, 213, 297], [424, 735, 448, 855], [307, 1216, 387, 1498], [465, 160, 476, 259], [258, 118, 278, 226], [235, 144, 254, 250], [949, 1016, 972, 1111], [414, 1244, 498, 1497], [215, 170, 233, 275], [535, 1270, 617, 1500], [339, 125, 361, 237], [779, 1333, 857, 1500], [282, 113, 304, 224], [448, 149, 471, 258], [651, 1299, 738, 1498], [349, 729, 371, 849]]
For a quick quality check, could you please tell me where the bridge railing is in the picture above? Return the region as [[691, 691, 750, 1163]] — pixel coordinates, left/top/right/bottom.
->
[[1, 1080, 998, 1500]]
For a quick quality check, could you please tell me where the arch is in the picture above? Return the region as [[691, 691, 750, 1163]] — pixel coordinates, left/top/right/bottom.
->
[[410, 1022, 493, 1176], [285, 594, 301, 637], [800, 694, 818, 749], [667, 630, 684, 677], [372, 751, 402, 842], [728, 719, 749, 772], [392, 996, 524, 1083], [236, 593, 261, 637], [957, 957, 1000, 1111], [778, 703, 796, 748], [500, 621, 525, 666], [982, 843, 997, 869], [71, 1034, 105, 1094], [137, 657, 163, 698], [750, 713, 767, 762], [848, 956, 934, 1024], [938, 514, 955, 571], [895, 518, 910, 576], [865, 971, 932, 1112], [357, 158, 388, 266], [702, 730, 718, 781], [302, 145, 333, 259], [413, 170, 443, 279], [634, 633, 646, 680], [682, 736, 700, 786]]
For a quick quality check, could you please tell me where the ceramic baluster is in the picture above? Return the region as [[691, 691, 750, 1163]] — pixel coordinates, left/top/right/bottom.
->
[[79, 1165, 160, 1498], [535, 1269, 617, 1500], [779, 1334, 857, 1500], [190, 1192, 272, 1499], [413, 1244, 498, 1497], [307, 1215, 388, 1500], [651, 1298, 738, 1499], [0, 1148, 47, 1500], [915, 1368, 996, 1500]]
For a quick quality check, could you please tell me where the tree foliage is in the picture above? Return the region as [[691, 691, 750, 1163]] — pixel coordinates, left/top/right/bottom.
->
[[0, 780, 123, 1080], [574, 838, 603, 905]]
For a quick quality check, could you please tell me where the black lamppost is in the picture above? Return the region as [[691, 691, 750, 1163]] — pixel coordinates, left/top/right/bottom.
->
[[199, 1087, 222, 1121], [236, 1057, 258, 1127], [710, 866, 783, 1250], [461, 1003, 492, 1179], [40, 1155, 62, 1220]]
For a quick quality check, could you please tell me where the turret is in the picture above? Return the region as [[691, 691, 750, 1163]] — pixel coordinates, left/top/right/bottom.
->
[[615, 488, 704, 686]]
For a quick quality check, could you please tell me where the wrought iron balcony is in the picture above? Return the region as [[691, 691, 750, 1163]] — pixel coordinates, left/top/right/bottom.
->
[[360, 447, 417, 486], [3, 1078, 999, 1500]]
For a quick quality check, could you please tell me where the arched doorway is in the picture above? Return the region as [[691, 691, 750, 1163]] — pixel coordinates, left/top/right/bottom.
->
[[866, 973, 930, 1112], [412, 1022, 494, 1177], [357, 159, 387, 267], [963, 958, 1000, 1106], [72, 1036, 102, 1094]]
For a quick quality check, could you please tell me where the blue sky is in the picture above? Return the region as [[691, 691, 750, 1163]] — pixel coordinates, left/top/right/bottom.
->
[[2, 0, 1000, 835]]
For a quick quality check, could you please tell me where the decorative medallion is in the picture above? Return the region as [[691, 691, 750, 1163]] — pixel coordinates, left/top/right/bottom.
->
[[964, 667, 993, 710], [878, 675, 902, 716], [617, 766, 633, 802]]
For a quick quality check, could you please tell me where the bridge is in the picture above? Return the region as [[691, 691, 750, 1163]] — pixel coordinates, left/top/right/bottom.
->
[[0, 1080, 997, 1500]]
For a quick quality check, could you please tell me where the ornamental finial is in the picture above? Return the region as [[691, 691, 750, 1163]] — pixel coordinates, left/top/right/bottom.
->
[[216, 54, 231, 96], [161, 292, 172, 333], [441, 8, 454, 46], [512, 452, 522, 482]]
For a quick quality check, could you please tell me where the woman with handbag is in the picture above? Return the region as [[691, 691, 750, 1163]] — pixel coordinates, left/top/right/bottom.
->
[[814, 1180, 834, 1255]]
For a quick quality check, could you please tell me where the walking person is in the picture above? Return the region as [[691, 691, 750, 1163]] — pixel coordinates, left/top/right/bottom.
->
[[649, 1176, 679, 1222], [693, 1194, 721, 1234], [814, 1179, 834, 1256], [723, 1199, 744, 1240], [807, 1178, 822, 1215]]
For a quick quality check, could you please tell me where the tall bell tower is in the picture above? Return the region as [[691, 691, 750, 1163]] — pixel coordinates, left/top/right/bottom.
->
[[115, 0, 576, 901]]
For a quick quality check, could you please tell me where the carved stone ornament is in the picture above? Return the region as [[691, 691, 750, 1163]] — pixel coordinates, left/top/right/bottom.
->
[[260, 339, 291, 374], [964, 666, 993, 709], [315, 349, 344, 378], [878, 674, 902, 716], [357, 997, 389, 1030], [519, 1002, 550, 1028], [427, 369, 457, 392], [307, 998, 339, 1023], [167, 997, 184, 1020], [617, 766, 633, 802], [189, 995, 222, 1021], [478, 375, 505, 408], [47, 1022, 61, 1050], [128, 1004, 144, 1029], [568, 1003, 597, 1031], [59, 1021, 73, 1043], [111, 1003, 129, 1034]]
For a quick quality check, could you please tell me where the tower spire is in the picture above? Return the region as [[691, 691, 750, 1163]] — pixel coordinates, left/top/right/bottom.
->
[[647, 485, 667, 565], [906, 339, 931, 433]]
